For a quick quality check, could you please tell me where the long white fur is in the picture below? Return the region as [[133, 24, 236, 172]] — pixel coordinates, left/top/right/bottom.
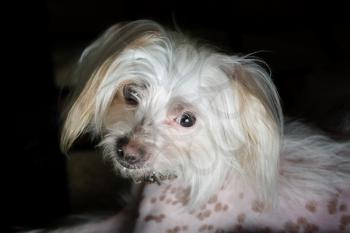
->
[[61, 20, 350, 210]]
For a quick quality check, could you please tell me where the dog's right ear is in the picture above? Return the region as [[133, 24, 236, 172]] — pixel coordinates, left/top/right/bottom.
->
[[219, 56, 283, 205], [60, 20, 164, 153]]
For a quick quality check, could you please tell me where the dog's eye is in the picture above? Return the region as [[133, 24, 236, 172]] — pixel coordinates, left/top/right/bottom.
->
[[177, 112, 196, 127], [123, 85, 139, 106]]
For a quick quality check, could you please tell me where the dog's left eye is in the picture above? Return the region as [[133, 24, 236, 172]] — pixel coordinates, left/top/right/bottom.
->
[[177, 112, 196, 127], [123, 85, 139, 106]]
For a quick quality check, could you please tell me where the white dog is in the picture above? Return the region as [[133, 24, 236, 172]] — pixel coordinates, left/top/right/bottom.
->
[[59, 20, 350, 233]]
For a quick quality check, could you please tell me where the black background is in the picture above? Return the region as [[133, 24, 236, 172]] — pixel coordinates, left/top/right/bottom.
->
[[4, 1, 350, 232]]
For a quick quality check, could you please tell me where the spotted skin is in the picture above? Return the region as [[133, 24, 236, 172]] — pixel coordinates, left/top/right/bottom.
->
[[129, 180, 350, 233]]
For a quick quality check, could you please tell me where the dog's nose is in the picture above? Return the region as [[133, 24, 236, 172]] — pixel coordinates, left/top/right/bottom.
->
[[116, 137, 146, 167]]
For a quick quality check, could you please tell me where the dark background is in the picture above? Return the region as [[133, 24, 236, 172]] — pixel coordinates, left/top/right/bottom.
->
[[5, 0, 350, 232]]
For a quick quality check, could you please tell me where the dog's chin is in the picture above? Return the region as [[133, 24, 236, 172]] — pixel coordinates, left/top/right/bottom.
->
[[114, 158, 177, 184]]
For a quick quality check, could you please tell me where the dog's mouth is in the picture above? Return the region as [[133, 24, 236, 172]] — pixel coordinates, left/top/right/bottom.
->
[[133, 171, 177, 185], [115, 157, 177, 185], [117, 157, 144, 170]]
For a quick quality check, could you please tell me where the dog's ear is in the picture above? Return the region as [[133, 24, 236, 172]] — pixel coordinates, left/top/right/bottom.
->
[[223, 57, 283, 203], [60, 20, 164, 152]]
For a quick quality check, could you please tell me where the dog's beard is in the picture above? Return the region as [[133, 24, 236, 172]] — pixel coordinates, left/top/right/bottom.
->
[[112, 154, 177, 185]]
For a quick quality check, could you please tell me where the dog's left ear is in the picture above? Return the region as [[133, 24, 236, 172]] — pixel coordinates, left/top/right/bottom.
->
[[223, 57, 283, 203]]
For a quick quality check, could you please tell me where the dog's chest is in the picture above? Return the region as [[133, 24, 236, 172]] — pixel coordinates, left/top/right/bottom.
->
[[132, 182, 350, 233]]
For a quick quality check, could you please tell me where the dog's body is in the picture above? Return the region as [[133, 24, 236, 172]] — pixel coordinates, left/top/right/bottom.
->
[[58, 20, 350, 232]]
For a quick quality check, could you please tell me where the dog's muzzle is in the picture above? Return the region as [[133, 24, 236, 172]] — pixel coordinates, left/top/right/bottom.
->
[[115, 136, 177, 184]]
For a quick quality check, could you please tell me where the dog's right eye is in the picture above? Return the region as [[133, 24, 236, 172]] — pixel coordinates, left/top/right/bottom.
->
[[123, 85, 139, 106], [177, 112, 196, 128]]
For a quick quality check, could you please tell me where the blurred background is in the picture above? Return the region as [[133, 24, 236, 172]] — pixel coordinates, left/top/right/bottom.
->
[[5, 0, 350, 232]]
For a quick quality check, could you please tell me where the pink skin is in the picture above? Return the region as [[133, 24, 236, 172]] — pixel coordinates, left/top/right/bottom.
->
[[131, 181, 350, 233], [68, 181, 349, 233]]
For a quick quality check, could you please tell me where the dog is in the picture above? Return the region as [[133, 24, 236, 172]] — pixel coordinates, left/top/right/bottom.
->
[[59, 20, 350, 233]]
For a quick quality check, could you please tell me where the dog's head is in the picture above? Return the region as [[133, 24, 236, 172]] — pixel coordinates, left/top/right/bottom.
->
[[61, 20, 283, 207]]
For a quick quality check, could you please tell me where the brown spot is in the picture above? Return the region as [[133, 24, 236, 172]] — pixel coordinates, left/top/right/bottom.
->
[[144, 214, 165, 223], [239, 192, 244, 199], [208, 225, 213, 231], [174, 226, 180, 232], [200, 204, 207, 210], [223, 204, 229, 212], [214, 202, 223, 212], [215, 229, 225, 233], [203, 209, 211, 218], [252, 200, 265, 213], [328, 197, 338, 215], [159, 195, 166, 201], [340, 203, 347, 212], [150, 197, 157, 203], [166, 228, 175, 233], [305, 201, 317, 213], [234, 224, 243, 232], [175, 187, 190, 206], [284, 221, 299, 233], [297, 217, 319, 233], [189, 210, 196, 215], [196, 210, 211, 221], [340, 214, 350, 231], [208, 195, 218, 204], [166, 226, 181, 233], [182, 225, 188, 231], [237, 213, 246, 224], [144, 215, 152, 222], [196, 212, 204, 221], [172, 201, 179, 205], [297, 217, 308, 225], [198, 224, 208, 232], [304, 223, 319, 233]]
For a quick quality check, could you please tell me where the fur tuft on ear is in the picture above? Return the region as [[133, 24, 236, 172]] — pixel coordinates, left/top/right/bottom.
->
[[222, 56, 283, 204], [60, 20, 165, 152]]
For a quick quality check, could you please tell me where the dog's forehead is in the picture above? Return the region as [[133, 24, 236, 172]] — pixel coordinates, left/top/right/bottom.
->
[[139, 64, 229, 108], [111, 40, 233, 111], [126, 46, 230, 93]]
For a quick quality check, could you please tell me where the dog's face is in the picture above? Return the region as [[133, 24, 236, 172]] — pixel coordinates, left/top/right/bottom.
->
[[61, 20, 283, 206]]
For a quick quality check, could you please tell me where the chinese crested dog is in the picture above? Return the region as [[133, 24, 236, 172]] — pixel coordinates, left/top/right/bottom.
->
[[59, 20, 350, 233]]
